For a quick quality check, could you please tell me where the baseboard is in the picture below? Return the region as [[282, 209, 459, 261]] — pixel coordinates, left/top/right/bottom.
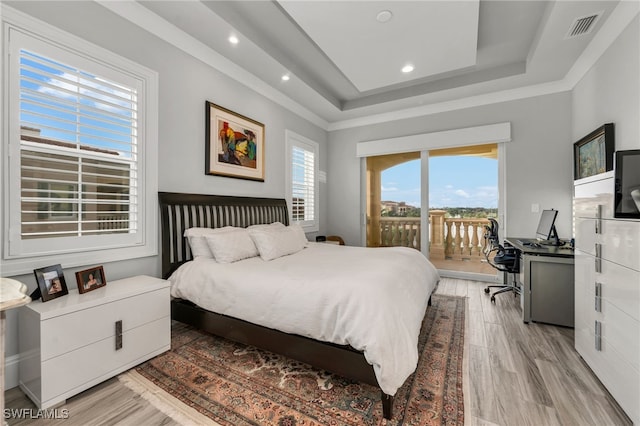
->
[[4, 353, 20, 390]]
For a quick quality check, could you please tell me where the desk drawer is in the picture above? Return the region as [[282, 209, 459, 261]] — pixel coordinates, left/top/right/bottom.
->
[[41, 287, 169, 360]]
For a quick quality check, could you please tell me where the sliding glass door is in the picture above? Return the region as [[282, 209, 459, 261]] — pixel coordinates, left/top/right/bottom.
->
[[364, 144, 501, 279]]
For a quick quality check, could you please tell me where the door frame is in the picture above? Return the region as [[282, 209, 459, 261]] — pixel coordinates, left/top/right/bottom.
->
[[358, 123, 511, 283]]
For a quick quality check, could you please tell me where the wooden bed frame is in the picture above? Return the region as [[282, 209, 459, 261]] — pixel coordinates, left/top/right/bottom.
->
[[159, 191, 416, 419]]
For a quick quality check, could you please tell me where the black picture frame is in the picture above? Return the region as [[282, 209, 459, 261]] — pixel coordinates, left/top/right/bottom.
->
[[573, 123, 614, 180], [75, 265, 107, 294], [33, 264, 68, 302], [205, 101, 265, 182]]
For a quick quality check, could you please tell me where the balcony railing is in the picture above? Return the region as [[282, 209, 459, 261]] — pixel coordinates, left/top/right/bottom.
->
[[376, 211, 492, 265]]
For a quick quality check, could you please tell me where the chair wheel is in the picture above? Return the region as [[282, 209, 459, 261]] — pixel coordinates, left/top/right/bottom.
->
[[490, 296, 496, 303], [484, 287, 490, 294]]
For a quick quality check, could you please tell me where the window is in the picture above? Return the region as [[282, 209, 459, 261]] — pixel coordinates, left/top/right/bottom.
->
[[3, 11, 158, 275], [286, 130, 319, 232]]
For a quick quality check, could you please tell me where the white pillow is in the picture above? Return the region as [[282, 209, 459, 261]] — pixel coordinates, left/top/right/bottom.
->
[[290, 223, 309, 247], [183, 226, 238, 258], [249, 225, 308, 261], [247, 222, 286, 231], [205, 228, 259, 263]]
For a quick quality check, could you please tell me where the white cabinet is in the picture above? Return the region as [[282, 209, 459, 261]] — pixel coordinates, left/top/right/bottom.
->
[[19, 275, 170, 409], [574, 173, 640, 425]]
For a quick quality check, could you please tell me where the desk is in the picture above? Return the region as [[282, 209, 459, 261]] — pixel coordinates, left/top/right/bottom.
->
[[506, 238, 575, 327]]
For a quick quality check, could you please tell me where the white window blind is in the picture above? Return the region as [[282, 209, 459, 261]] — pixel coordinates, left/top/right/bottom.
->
[[19, 49, 138, 239], [291, 145, 315, 222], [3, 12, 158, 275], [286, 131, 319, 232]]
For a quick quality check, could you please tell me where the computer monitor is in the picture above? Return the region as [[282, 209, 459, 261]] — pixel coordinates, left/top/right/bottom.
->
[[535, 209, 561, 245]]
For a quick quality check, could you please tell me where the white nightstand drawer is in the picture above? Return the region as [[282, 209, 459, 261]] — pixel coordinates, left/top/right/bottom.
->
[[19, 275, 171, 409], [40, 317, 170, 408], [41, 287, 169, 360]]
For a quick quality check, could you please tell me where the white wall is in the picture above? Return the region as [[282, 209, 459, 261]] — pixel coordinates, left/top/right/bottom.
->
[[572, 16, 639, 151], [2, 1, 328, 384], [327, 93, 574, 246]]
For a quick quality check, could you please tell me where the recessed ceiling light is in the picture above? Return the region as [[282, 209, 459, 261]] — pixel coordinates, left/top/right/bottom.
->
[[376, 10, 393, 23], [228, 35, 239, 45], [402, 64, 414, 73], [281, 74, 290, 81]]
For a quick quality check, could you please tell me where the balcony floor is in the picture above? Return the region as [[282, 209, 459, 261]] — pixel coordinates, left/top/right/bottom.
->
[[429, 257, 498, 275]]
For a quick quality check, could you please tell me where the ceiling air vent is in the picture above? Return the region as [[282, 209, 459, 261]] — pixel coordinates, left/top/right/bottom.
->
[[565, 12, 603, 39]]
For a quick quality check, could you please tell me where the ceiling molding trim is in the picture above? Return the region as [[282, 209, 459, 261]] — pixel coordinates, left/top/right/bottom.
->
[[95, 0, 636, 134], [564, 0, 640, 88], [356, 122, 511, 158], [330, 1, 638, 132], [96, 0, 329, 130], [330, 80, 571, 132]]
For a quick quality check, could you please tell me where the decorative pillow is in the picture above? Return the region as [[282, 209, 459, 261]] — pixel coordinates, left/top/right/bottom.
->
[[249, 225, 308, 261], [289, 223, 309, 247], [247, 222, 286, 231], [183, 226, 238, 258], [204, 228, 259, 263]]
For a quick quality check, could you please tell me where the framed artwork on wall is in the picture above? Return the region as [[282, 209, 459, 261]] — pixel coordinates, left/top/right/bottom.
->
[[205, 101, 265, 181], [573, 123, 614, 180]]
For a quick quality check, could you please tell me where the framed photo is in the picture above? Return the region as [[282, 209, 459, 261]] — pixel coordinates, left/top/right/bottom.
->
[[205, 101, 265, 181], [574, 123, 614, 180], [75, 265, 106, 294], [33, 264, 68, 302]]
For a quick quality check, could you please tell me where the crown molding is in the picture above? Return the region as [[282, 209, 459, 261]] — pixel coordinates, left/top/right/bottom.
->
[[96, 0, 329, 130], [96, 0, 638, 133], [328, 80, 572, 132]]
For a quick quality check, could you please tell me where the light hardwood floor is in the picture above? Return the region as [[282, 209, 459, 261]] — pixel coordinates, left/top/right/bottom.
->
[[5, 277, 632, 425], [434, 278, 631, 426]]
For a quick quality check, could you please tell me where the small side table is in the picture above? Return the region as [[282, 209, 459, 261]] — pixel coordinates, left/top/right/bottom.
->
[[1, 278, 31, 425]]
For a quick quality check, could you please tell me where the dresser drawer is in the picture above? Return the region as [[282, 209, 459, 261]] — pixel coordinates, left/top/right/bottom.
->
[[575, 325, 640, 424], [41, 287, 169, 360], [40, 316, 170, 408], [574, 173, 615, 219], [575, 218, 640, 270], [575, 251, 640, 321]]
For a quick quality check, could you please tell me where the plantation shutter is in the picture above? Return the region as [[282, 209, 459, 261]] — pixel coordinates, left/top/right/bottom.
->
[[19, 48, 138, 239], [291, 145, 315, 223]]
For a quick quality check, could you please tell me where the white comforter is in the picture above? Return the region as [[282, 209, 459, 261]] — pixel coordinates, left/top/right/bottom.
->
[[169, 242, 439, 395]]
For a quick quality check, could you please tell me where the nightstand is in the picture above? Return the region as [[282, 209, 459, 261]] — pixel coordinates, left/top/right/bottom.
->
[[18, 275, 170, 409]]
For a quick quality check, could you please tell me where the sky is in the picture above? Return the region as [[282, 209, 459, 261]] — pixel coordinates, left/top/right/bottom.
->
[[381, 156, 498, 208]]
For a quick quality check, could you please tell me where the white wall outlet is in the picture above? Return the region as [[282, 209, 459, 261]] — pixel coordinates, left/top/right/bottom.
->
[[531, 203, 540, 213]]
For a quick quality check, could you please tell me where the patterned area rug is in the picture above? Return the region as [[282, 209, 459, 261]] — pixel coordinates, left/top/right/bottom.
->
[[134, 295, 465, 425]]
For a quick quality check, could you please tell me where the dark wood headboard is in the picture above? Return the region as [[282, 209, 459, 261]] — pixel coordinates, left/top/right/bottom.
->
[[158, 192, 289, 278]]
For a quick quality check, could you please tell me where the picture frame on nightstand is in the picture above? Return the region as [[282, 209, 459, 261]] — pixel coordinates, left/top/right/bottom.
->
[[33, 264, 68, 302], [75, 265, 106, 294]]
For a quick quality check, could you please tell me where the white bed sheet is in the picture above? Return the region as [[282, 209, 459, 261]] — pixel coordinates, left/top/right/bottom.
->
[[169, 242, 439, 395]]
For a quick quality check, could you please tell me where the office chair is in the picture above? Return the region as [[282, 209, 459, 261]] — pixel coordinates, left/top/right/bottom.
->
[[483, 218, 521, 302]]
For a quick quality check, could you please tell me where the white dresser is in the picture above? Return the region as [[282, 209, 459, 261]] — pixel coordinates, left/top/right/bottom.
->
[[574, 171, 640, 424], [18, 275, 170, 409]]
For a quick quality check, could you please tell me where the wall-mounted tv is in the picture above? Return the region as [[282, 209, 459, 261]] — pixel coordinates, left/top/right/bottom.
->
[[614, 149, 640, 219]]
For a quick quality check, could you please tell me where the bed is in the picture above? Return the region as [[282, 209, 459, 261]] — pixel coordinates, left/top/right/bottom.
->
[[159, 192, 439, 419]]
